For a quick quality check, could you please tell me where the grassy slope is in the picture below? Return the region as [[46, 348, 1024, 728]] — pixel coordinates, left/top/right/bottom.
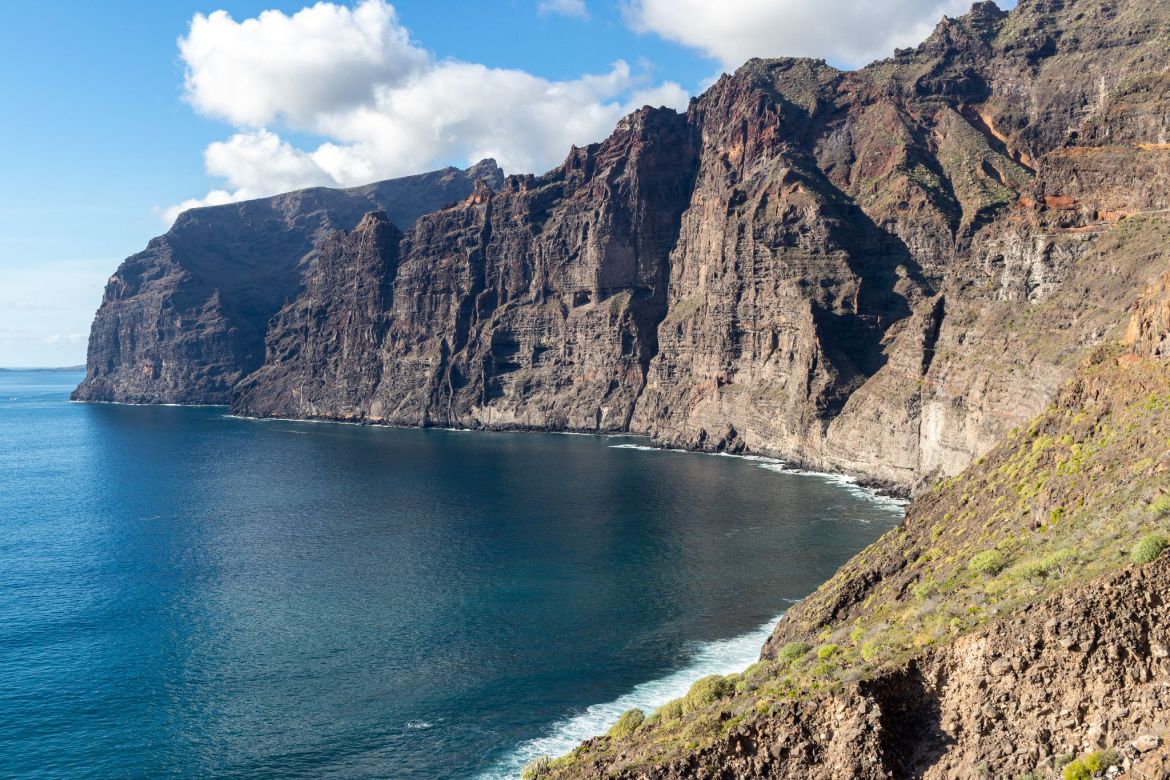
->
[[533, 337, 1170, 778]]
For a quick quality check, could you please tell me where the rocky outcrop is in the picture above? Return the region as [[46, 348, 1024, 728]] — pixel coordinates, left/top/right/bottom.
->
[[554, 559, 1170, 779], [73, 160, 502, 404]]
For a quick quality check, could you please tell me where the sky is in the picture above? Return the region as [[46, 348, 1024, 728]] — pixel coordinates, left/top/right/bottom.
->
[[0, 0, 1012, 367]]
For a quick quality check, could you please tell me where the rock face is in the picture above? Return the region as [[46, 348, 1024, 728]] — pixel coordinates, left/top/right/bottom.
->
[[231, 212, 404, 418], [234, 108, 698, 429], [80, 0, 1170, 493], [72, 160, 502, 404]]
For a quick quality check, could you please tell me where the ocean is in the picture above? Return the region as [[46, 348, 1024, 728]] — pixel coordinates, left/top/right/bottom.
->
[[0, 370, 902, 778]]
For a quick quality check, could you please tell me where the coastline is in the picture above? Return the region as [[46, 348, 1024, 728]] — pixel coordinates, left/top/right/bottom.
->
[[69, 391, 913, 501], [65, 383, 909, 777]]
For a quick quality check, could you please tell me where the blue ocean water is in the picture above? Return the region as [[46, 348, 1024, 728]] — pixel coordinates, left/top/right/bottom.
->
[[0, 370, 902, 779]]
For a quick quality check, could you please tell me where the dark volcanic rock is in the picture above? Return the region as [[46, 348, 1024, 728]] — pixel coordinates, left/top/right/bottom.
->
[[72, 160, 502, 404], [232, 212, 403, 418], [233, 107, 698, 430]]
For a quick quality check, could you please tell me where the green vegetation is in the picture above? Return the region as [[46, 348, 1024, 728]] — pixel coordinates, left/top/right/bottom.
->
[[1131, 533, 1168, 564], [606, 708, 645, 740], [681, 675, 734, 714], [968, 549, 1007, 575], [654, 699, 683, 721], [775, 641, 811, 664], [1062, 748, 1118, 780], [522, 756, 553, 780], [1149, 494, 1170, 516]]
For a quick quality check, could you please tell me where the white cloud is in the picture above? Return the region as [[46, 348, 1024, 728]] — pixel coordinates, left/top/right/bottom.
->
[[167, 0, 687, 224], [538, 0, 588, 19], [179, 0, 427, 127], [626, 0, 972, 69]]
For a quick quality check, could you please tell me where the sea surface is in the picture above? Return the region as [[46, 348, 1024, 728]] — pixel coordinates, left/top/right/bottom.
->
[[0, 370, 903, 779]]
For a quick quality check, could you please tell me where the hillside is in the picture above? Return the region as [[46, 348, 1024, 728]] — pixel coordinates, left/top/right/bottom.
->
[[534, 266, 1170, 779]]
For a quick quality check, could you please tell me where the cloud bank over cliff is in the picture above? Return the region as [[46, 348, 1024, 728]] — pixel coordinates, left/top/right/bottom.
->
[[626, 0, 974, 68], [168, 0, 686, 222]]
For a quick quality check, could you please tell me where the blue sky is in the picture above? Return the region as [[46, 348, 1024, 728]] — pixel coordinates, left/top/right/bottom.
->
[[0, 0, 1006, 367]]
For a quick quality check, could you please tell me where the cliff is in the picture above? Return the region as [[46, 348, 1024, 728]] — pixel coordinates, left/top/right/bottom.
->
[[234, 107, 698, 428], [220, 0, 1170, 491], [72, 0, 1170, 775], [72, 160, 502, 404]]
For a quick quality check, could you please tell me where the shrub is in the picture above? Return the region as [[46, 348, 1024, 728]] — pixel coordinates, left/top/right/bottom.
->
[[1063, 749, 1119, 780], [606, 708, 644, 740], [1016, 548, 1074, 579], [1131, 533, 1168, 564], [680, 710, 720, 741], [775, 641, 812, 665], [654, 699, 684, 721], [968, 549, 1007, 575], [682, 675, 734, 713], [521, 756, 553, 780], [1150, 494, 1170, 516], [1062, 758, 1090, 780], [816, 643, 840, 660], [860, 639, 889, 663], [1085, 749, 1118, 772]]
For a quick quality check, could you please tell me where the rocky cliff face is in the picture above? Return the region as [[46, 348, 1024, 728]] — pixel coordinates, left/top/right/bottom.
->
[[80, 0, 1170, 494], [632, 0, 1170, 487], [234, 108, 698, 430], [223, 0, 1170, 492], [72, 160, 502, 404]]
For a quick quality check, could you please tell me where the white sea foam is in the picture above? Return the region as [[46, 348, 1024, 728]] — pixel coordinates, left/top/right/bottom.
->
[[712, 451, 782, 464], [608, 444, 905, 509], [480, 608, 796, 779], [608, 443, 682, 452], [72, 399, 228, 408], [755, 463, 908, 510]]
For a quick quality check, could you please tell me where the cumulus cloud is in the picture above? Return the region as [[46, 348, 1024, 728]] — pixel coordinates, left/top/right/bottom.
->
[[167, 0, 686, 223], [626, 0, 972, 69], [538, 0, 588, 19], [179, 0, 427, 127]]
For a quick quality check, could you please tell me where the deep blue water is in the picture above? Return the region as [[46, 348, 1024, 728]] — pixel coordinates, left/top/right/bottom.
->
[[0, 370, 902, 779]]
